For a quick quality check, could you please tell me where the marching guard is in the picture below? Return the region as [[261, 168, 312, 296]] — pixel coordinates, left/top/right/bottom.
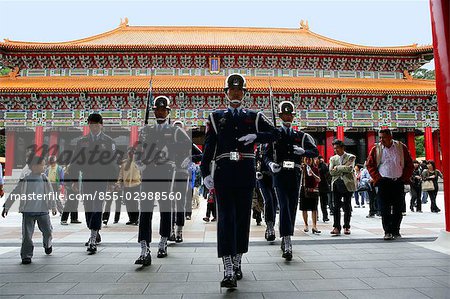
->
[[135, 96, 191, 266], [168, 121, 202, 242], [256, 145, 277, 241], [263, 101, 318, 260], [200, 73, 278, 288], [71, 113, 117, 254]]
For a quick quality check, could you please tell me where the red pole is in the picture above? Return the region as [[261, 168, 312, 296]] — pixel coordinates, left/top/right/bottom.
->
[[325, 130, 334, 162], [49, 131, 59, 157], [367, 131, 376, 157], [407, 131, 417, 160], [424, 127, 434, 161], [83, 126, 90, 136], [34, 126, 44, 157], [5, 130, 15, 176], [130, 126, 139, 147], [337, 126, 344, 141], [430, 0, 450, 232], [433, 131, 442, 170]]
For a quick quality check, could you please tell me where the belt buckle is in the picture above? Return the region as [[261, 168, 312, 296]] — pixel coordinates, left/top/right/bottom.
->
[[230, 152, 240, 161], [282, 161, 295, 169]]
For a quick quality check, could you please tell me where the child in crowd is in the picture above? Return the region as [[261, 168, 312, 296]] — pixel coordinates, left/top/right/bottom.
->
[[203, 189, 216, 222], [2, 154, 57, 264]]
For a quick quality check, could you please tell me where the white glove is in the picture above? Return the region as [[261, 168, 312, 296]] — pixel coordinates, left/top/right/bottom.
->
[[181, 157, 191, 169], [238, 134, 257, 145], [203, 175, 214, 190], [293, 145, 305, 155], [269, 162, 281, 173], [256, 172, 263, 180]]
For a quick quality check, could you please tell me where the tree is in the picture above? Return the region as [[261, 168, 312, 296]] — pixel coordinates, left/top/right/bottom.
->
[[415, 135, 425, 158], [412, 68, 435, 80]]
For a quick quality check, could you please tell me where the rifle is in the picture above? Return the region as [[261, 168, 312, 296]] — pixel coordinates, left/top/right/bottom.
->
[[268, 77, 278, 163], [269, 77, 276, 127], [144, 71, 154, 125]]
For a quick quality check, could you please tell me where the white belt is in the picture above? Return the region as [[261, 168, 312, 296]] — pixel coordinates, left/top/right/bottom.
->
[[279, 161, 302, 169], [216, 152, 256, 161]]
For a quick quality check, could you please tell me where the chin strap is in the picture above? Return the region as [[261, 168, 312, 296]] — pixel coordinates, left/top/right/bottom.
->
[[224, 92, 243, 105]]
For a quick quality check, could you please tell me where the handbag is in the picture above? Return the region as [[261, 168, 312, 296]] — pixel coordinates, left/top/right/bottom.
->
[[302, 167, 319, 199], [421, 180, 435, 192], [333, 178, 348, 193], [304, 187, 319, 199], [357, 181, 371, 192]]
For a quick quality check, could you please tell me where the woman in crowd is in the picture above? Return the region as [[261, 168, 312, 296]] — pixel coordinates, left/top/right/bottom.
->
[[300, 157, 321, 234], [421, 160, 443, 213]]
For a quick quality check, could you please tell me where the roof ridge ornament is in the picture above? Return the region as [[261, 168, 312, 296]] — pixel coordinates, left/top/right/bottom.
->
[[300, 20, 309, 31], [403, 70, 413, 80], [120, 17, 129, 28], [8, 66, 20, 79]]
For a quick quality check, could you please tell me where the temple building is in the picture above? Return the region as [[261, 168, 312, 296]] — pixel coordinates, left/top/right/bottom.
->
[[0, 19, 438, 176]]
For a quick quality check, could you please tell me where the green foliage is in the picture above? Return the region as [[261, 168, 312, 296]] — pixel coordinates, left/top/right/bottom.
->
[[412, 68, 435, 80], [415, 135, 425, 158], [0, 67, 11, 76], [0, 134, 4, 158]]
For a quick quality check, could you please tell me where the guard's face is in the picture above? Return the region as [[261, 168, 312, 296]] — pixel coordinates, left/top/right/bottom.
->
[[227, 86, 244, 105], [279, 113, 294, 125], [88, 121, 103, 135], [153, 107, 169, 121], [305, 157, 312, 165], [379, 133, 393, 147]]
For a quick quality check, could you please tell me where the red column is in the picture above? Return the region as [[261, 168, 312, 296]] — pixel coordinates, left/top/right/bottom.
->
[[49, 131, 59, 157], [83, 126, 90, 136], [5, 130, 15, 176], [34, 126, 44, 157], [337, 126, 344, 141], [433, 130, 442, 170], [130, 126, 139, 147], [366, 131, 376, 156], [325, 130, 334, 162], [406, 131, 416, 160], [316, 145, 325, 158], [424, 127, 434, 161], [430, 0, 450, 232]]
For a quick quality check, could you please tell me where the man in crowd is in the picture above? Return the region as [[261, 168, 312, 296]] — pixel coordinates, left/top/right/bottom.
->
[[366, 129, 414, 240], [317, 156, 331, 222], [410, 160, 423, 213], [329, 139, 356, 236]]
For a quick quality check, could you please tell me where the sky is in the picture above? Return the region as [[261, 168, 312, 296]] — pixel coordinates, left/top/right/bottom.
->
[[0, 0, 435, 69]]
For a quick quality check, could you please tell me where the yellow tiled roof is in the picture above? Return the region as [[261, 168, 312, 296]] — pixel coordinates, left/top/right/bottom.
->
[[0, 75, 436, 95], [0, 24, 433, 55]]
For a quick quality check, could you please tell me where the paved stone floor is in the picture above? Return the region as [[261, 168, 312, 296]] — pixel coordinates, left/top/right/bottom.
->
[[0, 192, 448, 298]]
